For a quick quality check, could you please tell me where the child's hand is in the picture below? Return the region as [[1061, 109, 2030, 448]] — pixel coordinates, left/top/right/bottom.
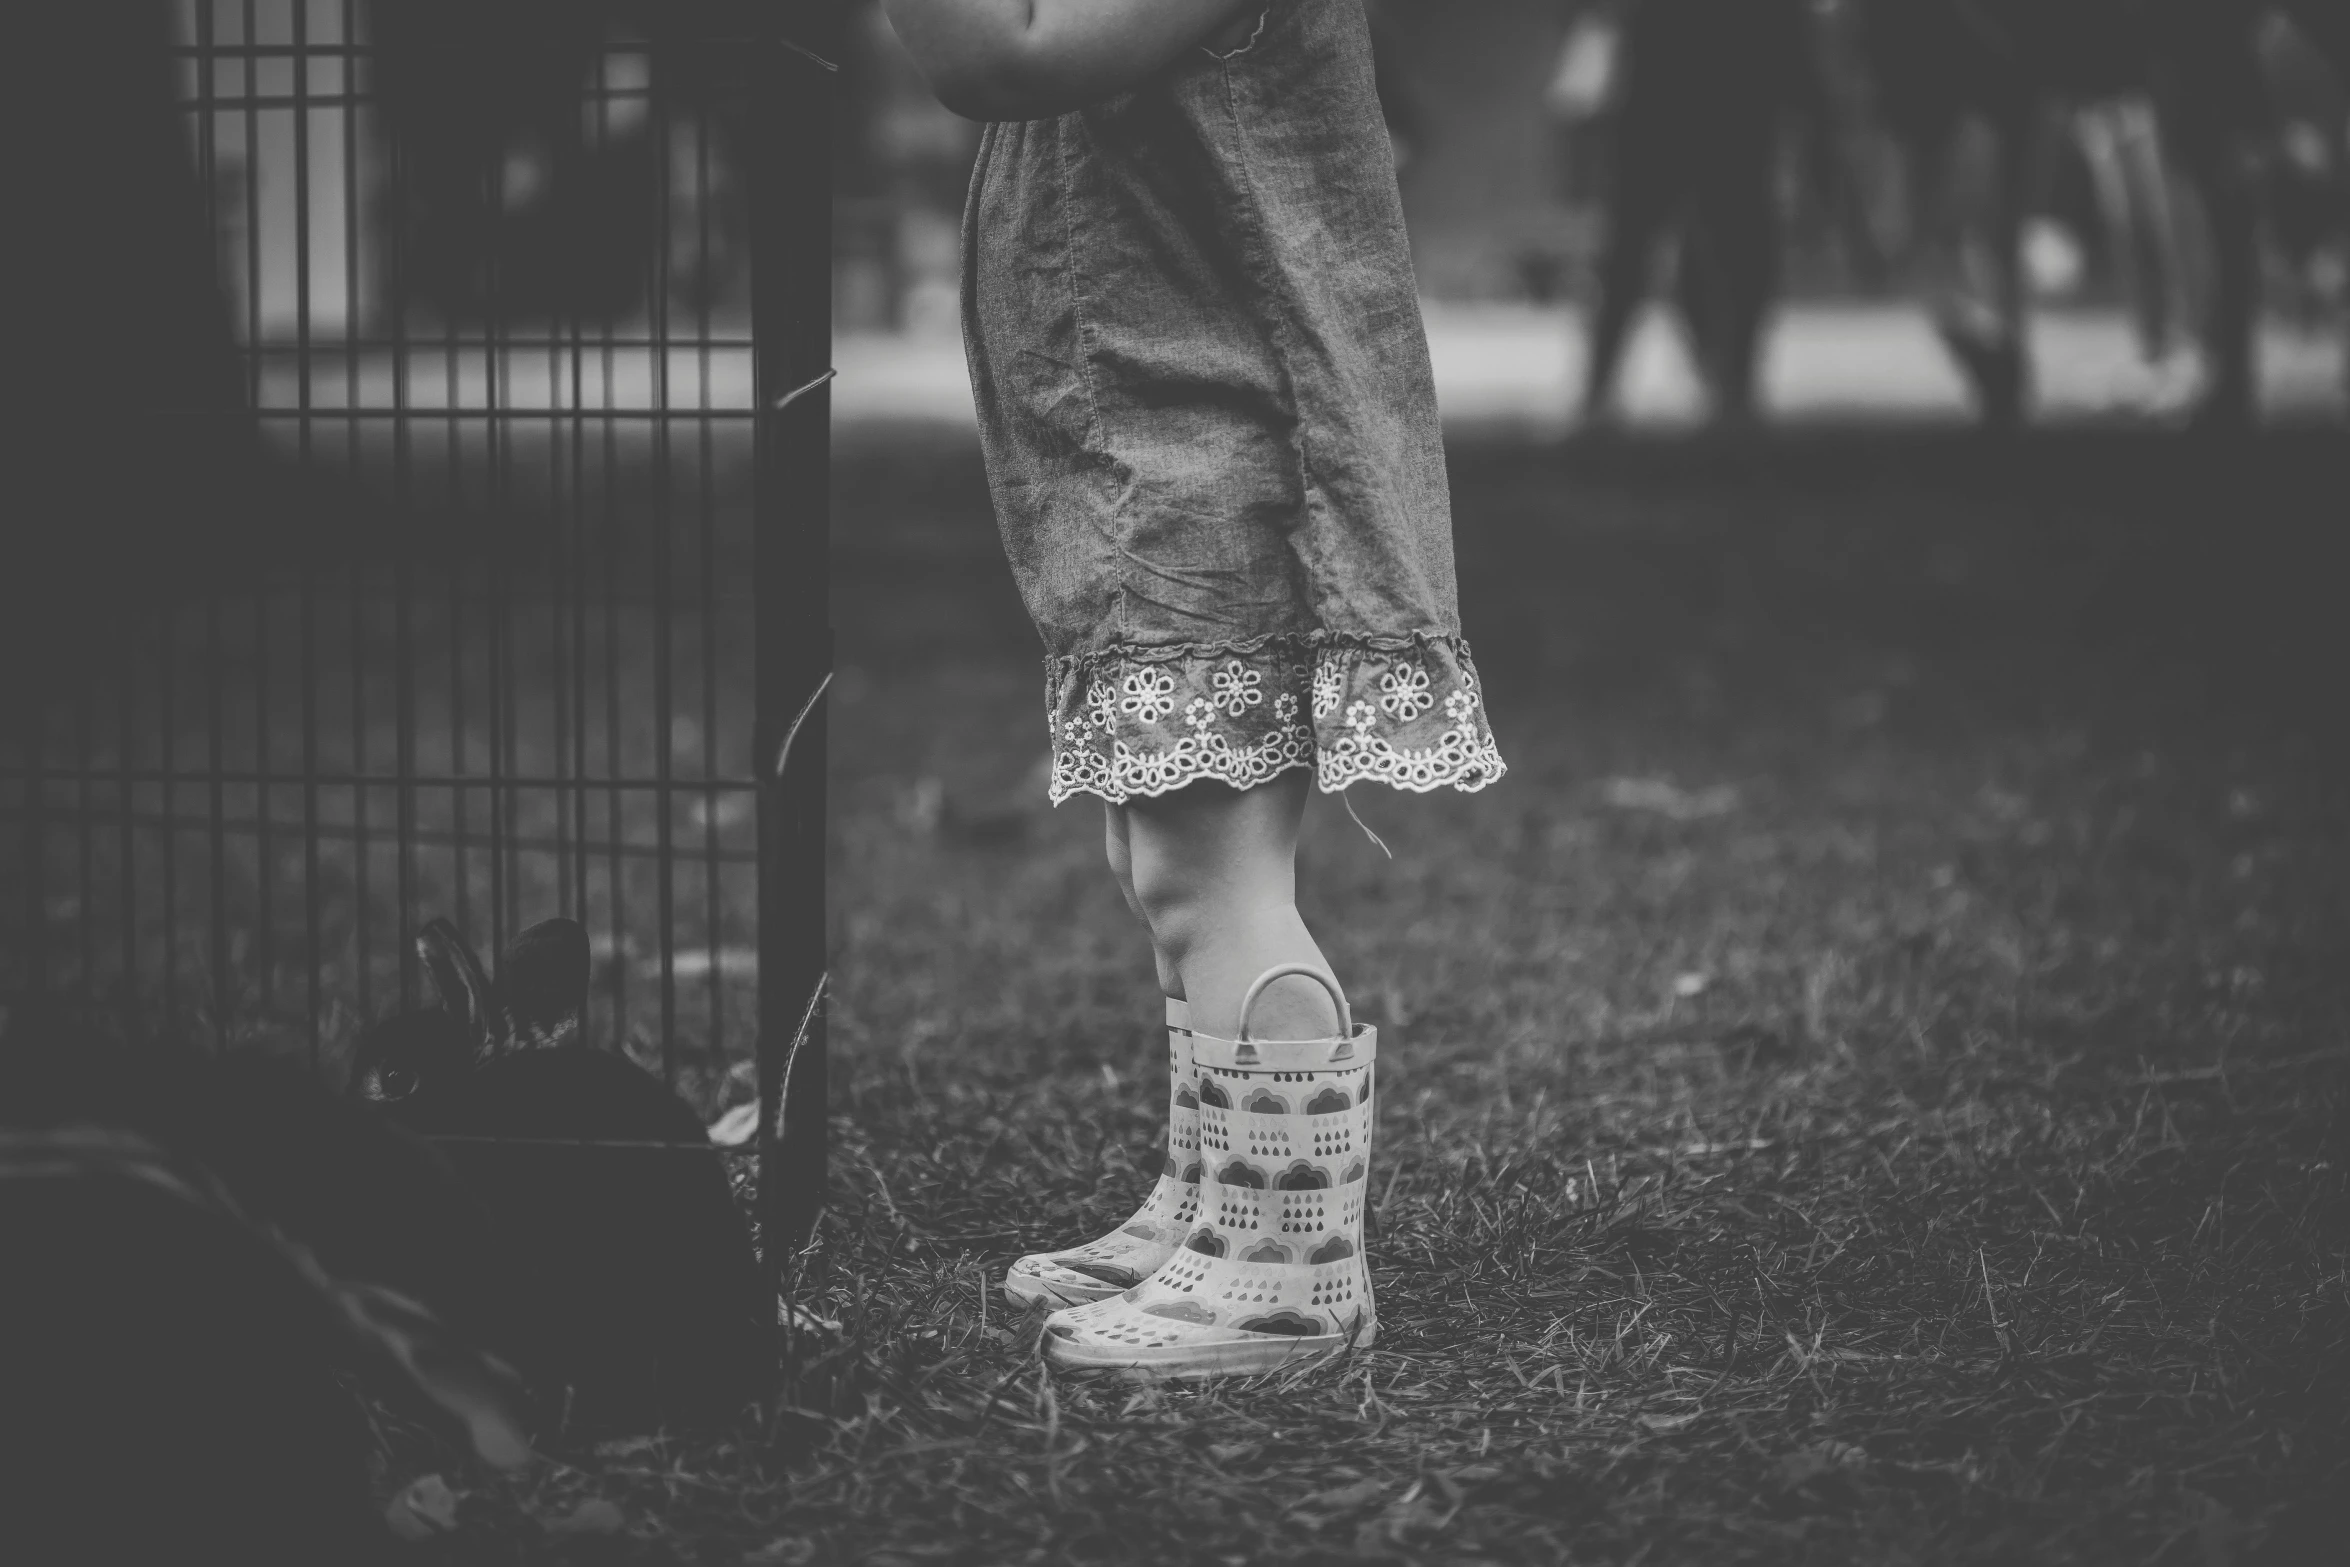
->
[[880, 0, 1264, 121]]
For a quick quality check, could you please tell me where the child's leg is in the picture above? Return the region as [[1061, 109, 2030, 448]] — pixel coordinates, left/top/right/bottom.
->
[[999, 812, 1202, 1310], [1104, 803, 1183, 1003], [1043, 770, 1378, 1377], [1124, 771, 1342, 1043]]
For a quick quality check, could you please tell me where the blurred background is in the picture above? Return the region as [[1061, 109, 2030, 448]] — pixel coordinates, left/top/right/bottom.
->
[[833, 0, 2348, 428]]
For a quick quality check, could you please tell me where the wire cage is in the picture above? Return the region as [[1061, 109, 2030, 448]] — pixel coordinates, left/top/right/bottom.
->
[[0, 0, 834, 1306]]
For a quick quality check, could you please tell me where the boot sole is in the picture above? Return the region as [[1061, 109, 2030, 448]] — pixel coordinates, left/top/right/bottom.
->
[[1043, 1321, 1377, 1382]]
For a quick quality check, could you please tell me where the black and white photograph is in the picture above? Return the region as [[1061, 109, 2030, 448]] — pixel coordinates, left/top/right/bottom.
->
[[2, 1, 2346, 1561]]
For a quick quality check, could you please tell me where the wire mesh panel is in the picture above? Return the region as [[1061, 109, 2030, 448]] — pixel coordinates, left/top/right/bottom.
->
[[1, 1, 832, 1255]]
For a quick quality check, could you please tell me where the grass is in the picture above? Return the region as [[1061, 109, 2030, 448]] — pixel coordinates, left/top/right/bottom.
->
[[360, 428, 2350, 1560]]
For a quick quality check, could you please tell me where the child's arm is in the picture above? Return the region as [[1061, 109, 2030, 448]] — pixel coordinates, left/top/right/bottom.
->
[[880, 0, 1264, 121]]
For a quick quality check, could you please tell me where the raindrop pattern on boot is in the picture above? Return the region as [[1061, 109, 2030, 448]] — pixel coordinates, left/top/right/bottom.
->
[[1043, 1024, 1378, 1375], [1003, 1002, 1198, 1309]]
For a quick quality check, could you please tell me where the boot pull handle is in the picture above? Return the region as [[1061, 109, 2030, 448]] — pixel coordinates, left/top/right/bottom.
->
[[1237, 964, 1352, 1043]]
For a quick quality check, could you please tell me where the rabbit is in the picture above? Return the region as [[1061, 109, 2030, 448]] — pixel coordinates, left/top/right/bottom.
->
[[0, 1014, 532, 1567], [351, 916, 771, 1431], [347, 914, 510, 1112]]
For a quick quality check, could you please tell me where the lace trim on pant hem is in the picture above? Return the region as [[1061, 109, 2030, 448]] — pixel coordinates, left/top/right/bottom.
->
[[1043, 633, 1507, 806]]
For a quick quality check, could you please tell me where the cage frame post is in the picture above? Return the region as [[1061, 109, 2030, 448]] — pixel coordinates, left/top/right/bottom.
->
[[751, 9, 838, 1303]]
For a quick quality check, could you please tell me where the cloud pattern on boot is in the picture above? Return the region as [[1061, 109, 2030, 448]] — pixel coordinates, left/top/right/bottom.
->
[[1043, 1029, 1377, 1376]]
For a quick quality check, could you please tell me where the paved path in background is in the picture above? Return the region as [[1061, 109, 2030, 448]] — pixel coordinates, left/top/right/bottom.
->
[[836, 301, 2347, 433], [246, 301, 2344, 433]]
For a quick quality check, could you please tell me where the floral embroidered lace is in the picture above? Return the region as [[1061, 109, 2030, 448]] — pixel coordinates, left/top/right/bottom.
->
[[1044, 633, 1506, 806]]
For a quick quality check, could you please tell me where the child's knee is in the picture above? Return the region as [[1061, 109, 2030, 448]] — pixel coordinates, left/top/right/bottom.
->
[[1110, 804, 1180, 934], [1125, 774, 1306, 950], [1127, 849, 1209, 956]]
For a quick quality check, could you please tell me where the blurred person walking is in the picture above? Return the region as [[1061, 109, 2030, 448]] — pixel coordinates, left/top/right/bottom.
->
[[2147, 0, 2350, 423], [1848, 0, 2037, 424], [1854, 0, 2348, 426], [1571, 0, 1836, 428], [1851, 0, 2159, 425], [2074, 93, 2195, 375], [883, 0, 1504, 1382]]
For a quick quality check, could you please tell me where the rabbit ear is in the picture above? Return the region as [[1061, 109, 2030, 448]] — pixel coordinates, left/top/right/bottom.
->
[[415, 919, 501, 1051], [498, 918, 590, 1052]]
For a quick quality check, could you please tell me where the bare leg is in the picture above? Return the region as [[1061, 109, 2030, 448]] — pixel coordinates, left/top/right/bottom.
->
[[1104, 802, 1183, 1002], [1584, 126, 1680, 423], [2178, 130, 2259, 427], [1923, 115, 2029, 428], [1124, 771, 1342, 1044], [2078, 100, 2161, 359], [1671, 224, 1720, 403], [1687, 135, 1778, 426], [2078, 97, 2192, 365], [2112, 98, 2192, 362]]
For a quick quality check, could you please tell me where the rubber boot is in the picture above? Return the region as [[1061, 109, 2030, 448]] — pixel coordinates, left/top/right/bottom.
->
[[1003, 999, 1198, 1309], [1042, 966, 1376, 1381]]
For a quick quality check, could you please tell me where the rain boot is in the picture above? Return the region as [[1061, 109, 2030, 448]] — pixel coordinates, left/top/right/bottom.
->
[[1003, 999, 1199, 1309], [1042, 965, 1376, 1380]]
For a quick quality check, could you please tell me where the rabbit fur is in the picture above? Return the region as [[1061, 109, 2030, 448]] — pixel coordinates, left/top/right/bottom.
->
[[351, 916, 770, 1430]]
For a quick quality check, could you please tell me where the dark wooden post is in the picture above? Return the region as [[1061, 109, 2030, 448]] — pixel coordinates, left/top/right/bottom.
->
[[751, 4, 840, 1317]]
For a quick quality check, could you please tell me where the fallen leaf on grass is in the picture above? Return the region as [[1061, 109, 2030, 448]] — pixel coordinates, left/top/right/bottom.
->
[[1603, 777, 1739, 821], [385, 1474, 461, 1542], [707, 1101, 760, 1147], [544, 1498, 626, 1536], [779, 1302, 844, 1335], [743, 1541, 817, 1567], [592, 1435, 661, 1460], [1670, 1137, 1778, 1157], [1638, 1411, 1699, 1434], [1774, 1441, 1870, 1489], [1293, 1477, 1386, 1515]]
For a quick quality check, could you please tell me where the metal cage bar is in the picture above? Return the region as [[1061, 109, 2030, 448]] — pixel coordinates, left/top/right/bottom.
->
[[2, 1, 833, 1365], [751, 5, 838, 1272]]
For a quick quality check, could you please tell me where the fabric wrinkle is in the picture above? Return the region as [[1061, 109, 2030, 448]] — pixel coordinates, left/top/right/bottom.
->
[[962, 0, 1504, 804]]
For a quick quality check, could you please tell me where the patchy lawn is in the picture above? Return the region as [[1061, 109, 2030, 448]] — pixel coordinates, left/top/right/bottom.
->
[[405, 428, 2349, 1564]]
